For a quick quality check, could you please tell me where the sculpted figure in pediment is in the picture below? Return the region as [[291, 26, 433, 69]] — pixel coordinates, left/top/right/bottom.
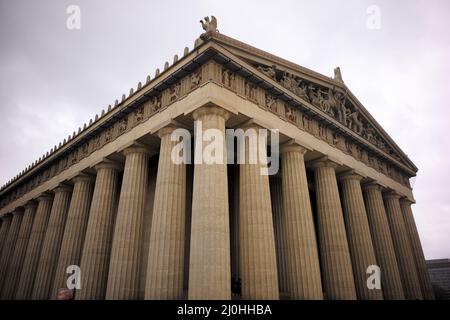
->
[[257, 65, 277, 80]]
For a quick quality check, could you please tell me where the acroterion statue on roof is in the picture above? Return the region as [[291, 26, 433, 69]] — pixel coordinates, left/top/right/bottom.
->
[[200, 16, 218, 33]]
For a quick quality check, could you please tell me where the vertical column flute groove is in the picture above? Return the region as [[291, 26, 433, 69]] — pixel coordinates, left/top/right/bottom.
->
[[239, 125, 279, 300], [188, 106, 231, 300], [145, 126, 186, 300], [269, 174, 288, 295], [0, 208, 24, 290], [363, 184, 404, 299], [280, 144, 323, 299], [32, 185, 72, 300], [76, 161, 121, 300], [384, 192, 422, 300], [51, 174, 94, 298], [1, 202, 37, 299], [106, 145, 150, 300], [400, 199, 435, 299], [15, 195, 53, 299], [311, 158, 356, 300], [0, 215, 12, 264], [338, 173, 382, 300]]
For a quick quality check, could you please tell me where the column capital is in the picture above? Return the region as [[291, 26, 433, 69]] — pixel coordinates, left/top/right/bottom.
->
[[280, 142, 309, 155], [361, 181, 383, 192], [94, 159, 122, 172], [36, 193, 54, 202], [234, 119, 266, 131], [12, 207, 25, 216], [399, 197, 415, 206], [192, 105, 231, 121], [383, 191, 402, 200], [337, 170, 363, 182], [52, 183, 73, 194], [157, 125, 179, 139], [24, 200, 38, 210], [309, 156, 339, 170], [72, 173, 95, 184], [122, 144, 152, 157]]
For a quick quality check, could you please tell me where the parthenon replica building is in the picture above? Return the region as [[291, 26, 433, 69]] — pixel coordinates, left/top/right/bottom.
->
[[0, 17, 434, 300]]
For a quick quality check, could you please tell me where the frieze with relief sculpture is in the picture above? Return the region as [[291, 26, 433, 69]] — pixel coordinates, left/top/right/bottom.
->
[[255, 63, 401, 161], [215, 63, 410, 188]]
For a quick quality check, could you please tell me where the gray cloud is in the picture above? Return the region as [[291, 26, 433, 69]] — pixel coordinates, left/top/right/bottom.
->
[[1, 0, 449, 259]]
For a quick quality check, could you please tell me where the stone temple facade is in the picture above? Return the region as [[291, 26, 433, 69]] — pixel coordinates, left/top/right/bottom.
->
[[0, 18, 434, 300]]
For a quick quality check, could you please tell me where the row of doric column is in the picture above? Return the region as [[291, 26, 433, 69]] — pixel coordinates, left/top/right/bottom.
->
[[0, 106, 435, 300]]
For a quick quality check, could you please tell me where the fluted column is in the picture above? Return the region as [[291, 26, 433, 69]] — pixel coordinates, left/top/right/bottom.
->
[[0, 215, 12, 259], [269, 174, 288, 295], [145, 126, 186, 299], [239, 124, 279, 300], [1, 202, 37, 299], [311, 158, 356, 300], [384, 192, 422, 300], [362, 183, 404, 299], [32, 185, 72, 300], [0, 208, 24, 290], [51, 174, 94, 298], [106, 145, 150, 300], [76, 160, 121, 300], [188, 106, 231, 300], [280, 144, 323, 299], [15, 194, 53, 299], [338, 172, 382, 300], [400, 199, 434, 299]]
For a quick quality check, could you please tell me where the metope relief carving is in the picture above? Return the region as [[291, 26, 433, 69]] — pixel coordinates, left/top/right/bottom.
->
[[134, 106, 144, 123], [150, 95, 162, 113], [118, 117, 128, 133], [222, 68, 235, 89], [190, 69, 202, 88], [169, 83, 181, 102], [284, 104, 297, 123], [244, 81, 257, 102], [105, 126, 114, 143], [265, 93, 278, 113]]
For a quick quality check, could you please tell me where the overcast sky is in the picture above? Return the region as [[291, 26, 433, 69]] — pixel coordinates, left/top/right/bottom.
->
[[0, 0, 449, 259]]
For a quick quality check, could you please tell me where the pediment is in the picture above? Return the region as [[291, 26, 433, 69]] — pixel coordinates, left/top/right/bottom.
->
[[202, 32, 417, 175]]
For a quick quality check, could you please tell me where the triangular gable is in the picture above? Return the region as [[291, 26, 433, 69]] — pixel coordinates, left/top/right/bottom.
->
[[200, 31, 417, 175]]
